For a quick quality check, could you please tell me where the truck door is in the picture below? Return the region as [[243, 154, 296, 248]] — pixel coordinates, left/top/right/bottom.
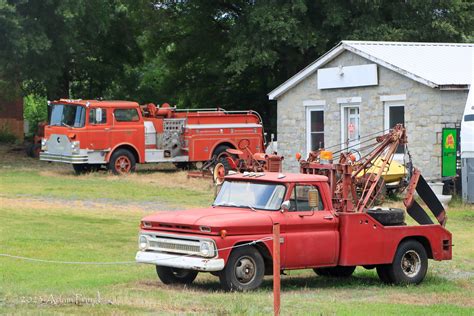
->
[[281, 183, 338, 269], [87, 107, 111, 150]]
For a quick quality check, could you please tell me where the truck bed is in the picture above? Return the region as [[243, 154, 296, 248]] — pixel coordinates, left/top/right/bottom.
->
[[337, 212, 452, 266]]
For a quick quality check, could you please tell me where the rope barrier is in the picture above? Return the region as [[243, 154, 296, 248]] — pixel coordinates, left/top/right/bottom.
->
[[0, 237, 273, 266]]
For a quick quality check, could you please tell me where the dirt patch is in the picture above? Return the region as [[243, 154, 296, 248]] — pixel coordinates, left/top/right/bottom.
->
[[0, 196, 178, 214]]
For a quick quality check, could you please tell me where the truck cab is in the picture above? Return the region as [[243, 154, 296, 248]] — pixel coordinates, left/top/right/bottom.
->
[[40, 100, 145, 173], [136, 172, 452, 291]]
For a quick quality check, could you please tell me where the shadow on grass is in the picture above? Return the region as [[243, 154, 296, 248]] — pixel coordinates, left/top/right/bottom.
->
[[168, 271, 457, 293]]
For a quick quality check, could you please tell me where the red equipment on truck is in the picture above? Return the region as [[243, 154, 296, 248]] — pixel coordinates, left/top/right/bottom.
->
[[135, 125, 452, 291], [40, 99, 279, 174]]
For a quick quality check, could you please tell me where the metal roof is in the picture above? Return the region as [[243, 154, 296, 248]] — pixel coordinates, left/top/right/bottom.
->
[[269, 41, 474, 100]]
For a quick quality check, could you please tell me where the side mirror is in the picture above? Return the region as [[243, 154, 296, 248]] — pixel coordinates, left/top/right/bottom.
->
[[308, 189, 319, 209], [96, 108, 103, 123], [281, 200, 290, 212]]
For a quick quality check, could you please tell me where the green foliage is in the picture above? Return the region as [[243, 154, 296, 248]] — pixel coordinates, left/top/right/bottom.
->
[[0, 0, 472, 133], [0, 124, 16, 143], [23, 94, 47, 135]]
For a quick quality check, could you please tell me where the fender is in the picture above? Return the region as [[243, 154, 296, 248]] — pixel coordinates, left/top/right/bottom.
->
[[210, 140, 238, 158], [216, 236, 273, 265], [106, 142, 142, 163]]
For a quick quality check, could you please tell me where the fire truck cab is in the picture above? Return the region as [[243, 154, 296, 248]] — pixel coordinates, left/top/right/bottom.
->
[[40, 99, 265, 174]]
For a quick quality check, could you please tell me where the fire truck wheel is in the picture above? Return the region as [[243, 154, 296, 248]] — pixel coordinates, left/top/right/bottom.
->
[[219, 246, 264, 291], [367, 207, 405, 226], [108, 149, 136, 174], [213, 145, 231, 159], [388, 240, 428, 285], [73, 164, 90, 174], [155, 266, 198, 285]]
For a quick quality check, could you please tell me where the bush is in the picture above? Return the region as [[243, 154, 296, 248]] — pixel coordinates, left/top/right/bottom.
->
[[0, 125, 17, 143], [23, 94, 48, 136]]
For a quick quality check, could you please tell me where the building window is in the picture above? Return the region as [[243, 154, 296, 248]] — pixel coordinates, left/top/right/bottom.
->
[[306, 107, 325, 152], [384, 101, 405, 154]]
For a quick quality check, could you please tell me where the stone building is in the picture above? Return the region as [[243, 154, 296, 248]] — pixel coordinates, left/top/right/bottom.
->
[[268, 41, 473, 179]]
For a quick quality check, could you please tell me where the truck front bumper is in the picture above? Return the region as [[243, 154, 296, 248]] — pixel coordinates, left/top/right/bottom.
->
[[135, 251, 225, 272], [40, 152, 89, 164]]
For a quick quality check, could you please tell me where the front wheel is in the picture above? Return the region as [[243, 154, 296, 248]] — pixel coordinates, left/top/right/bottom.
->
[[156, 266, 198, 285], [108, 149, 136, 175], [219, 247, 264, 291]]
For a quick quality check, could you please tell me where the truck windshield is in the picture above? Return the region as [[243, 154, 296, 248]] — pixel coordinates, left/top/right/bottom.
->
[[214, 181, 286, 211], [49, 104, 86, 128]]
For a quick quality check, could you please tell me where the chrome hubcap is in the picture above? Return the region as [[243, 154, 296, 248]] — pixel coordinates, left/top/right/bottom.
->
[[401, 250, 421, 277], [235, 256, 256, 284]]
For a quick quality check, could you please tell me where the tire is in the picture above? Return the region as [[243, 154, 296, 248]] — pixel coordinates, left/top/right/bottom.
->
[[156, 266, 198, 285], [313, 266, 356, 278], [376, 265, 393, 283], [385, 240, 428, 285], [25, 143, 35, 158], [73, 164, 102, 175], [367, 207, 405, 226], [31, 143, 41, 158], [108, 149, 136, 175], [219, 246, 265, 291], [213, 157, 232, 185], [313, 268, 331, 276], [73, 164, 90, 175], [174, 162, 193, 170], [212, 145, 231, 159]]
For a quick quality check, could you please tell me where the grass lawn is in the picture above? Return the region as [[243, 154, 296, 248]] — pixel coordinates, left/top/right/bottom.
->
[[0, 144, 473, 314]]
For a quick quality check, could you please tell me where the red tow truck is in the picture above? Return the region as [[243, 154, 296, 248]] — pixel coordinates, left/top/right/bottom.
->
[[40, 99, 276, 174], [135, 125, 452, 291]]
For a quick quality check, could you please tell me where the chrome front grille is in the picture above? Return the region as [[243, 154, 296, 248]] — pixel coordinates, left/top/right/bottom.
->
[[148, 237, 201, 255]]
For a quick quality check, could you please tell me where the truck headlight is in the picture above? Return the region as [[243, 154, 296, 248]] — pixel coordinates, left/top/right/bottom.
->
[[41, 138, 48, 151], [138, 235, 149, 251], [200, 241, 214, 257], [71, 141, 80, 154]]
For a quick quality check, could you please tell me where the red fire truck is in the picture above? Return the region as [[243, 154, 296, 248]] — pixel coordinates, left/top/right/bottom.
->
[[135, 125, 452, 291], [40, 99, 266, 174]]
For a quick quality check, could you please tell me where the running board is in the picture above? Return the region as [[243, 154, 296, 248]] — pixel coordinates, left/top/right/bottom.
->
[[403, 168, 447, 226]]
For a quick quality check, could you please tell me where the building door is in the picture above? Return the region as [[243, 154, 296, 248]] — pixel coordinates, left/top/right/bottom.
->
[[341, 106, 360, 150], [306, 106, 325, 153], [384, 101, 405, 160]]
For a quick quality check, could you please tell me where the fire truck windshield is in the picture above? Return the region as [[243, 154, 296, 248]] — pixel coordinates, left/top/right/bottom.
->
[[50, 104, 86, 128], [213, 181, 286, 211]]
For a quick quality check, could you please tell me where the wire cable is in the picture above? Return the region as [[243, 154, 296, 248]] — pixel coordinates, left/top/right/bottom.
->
[[0, 237, 274, 265]]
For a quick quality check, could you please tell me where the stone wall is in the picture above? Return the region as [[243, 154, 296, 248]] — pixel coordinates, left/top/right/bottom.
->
[[276, 50, 468, 179]]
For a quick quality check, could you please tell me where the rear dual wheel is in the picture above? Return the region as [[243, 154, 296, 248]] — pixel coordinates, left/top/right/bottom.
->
[[376, 240, 428, 285]]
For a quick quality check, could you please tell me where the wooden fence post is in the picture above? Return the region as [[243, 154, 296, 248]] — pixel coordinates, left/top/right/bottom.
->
[[273, 223, 280, 316]]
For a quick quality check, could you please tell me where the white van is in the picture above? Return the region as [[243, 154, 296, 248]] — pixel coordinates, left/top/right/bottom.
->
[[461, 80, 474, 203]]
